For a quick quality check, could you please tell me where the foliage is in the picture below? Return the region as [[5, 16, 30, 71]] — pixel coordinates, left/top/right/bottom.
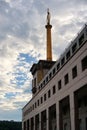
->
[[0, 120, 22, 130]]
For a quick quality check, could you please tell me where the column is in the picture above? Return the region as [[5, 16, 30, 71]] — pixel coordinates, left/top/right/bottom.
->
[[33, 117, 35, 130], [39, 113, 41, 130], [59, 101, 63, 130], [46, 108, 49, 130], [70, 93, 75, 130], [56, 102, 59, 130]]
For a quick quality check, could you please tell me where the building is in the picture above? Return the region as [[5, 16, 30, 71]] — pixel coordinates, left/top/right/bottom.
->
[[22, 10, 87, 130]]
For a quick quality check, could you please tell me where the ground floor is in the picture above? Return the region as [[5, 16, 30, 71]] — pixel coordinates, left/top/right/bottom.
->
[[22, 84, 87, 130]]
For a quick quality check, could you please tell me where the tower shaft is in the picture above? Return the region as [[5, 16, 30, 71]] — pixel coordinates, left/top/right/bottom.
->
[[45, 9, 52, 61], [46, 24, 52, 61]]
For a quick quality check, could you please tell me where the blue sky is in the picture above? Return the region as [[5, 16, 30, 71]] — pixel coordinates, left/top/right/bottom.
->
[[0, 0, 87, 121]]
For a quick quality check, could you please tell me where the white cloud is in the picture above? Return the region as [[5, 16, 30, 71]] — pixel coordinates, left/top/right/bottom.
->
[[0, 0, 87, 121]]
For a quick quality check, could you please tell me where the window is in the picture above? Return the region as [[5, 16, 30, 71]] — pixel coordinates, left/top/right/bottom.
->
[[46, 76, 48, 82], [43, 80, 45, 86], [57, 63, 60, 70], [58, 80, 62, 90], [41, 83, 42, 88], [49, 72, 52, 79], [41, 97, 43, 104], [44, 94, 46, 101], [64, 73, 69, 85], [72, 66, 77, 79], [35, 102, 37, 108], [53, 68, 56, 75], [61, 57, 65, 66], [37, 100, 39, 106], [79, 34, 84, 46], [53, 85, 56, 94], [72, 43, 77, 53], [34, 78, 36, 87], [39, 86, 40, 90], [81, 56, 87, 71], [66, 50, 70, 60], [48, 90, 51, 98], [33, 104, 34, 110]]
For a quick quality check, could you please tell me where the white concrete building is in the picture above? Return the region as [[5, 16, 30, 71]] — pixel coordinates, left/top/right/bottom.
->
[[22, 11, 87, 130]]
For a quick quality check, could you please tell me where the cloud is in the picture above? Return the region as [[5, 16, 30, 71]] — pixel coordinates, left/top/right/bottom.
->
[[0, 0, 87, 121]]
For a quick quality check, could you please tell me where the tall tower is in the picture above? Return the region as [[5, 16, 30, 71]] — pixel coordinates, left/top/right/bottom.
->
[[30, 9, 55, 96], [45, 9, 52, 61]]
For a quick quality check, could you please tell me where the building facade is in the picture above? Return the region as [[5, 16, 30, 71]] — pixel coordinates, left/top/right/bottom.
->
[[22, 11, 87, 130]]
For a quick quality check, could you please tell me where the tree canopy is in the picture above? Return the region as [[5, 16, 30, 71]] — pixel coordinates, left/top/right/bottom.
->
[[0, 120, 22, 130]]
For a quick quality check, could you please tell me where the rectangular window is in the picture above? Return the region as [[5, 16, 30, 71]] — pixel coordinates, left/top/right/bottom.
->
[[46, 76, 48, 82], [79, 34, 84, 46], [53, 85, 56, 94], [66, 50, 71, 60], [48, 90, 51, 98], [58, 80, 62, 90], [33, 104, 34, 110], [57, 63, 60, 70], [72, 43, 77, 54], [61, 57, 65, 66], [49, 72, 52, 79], [81, 56, 87, 71], [53, 68, 56, 75], [41, 97, 43, 104], [37, 100, 39, 106], [34, 78, 36, 87], [44, 94, 46, 101], [35, 102, 37, 108], [64, 73, 69, 85], [41, 83, 42, 88], [43, 80, 45, 86], [72, 66, 77, 79]]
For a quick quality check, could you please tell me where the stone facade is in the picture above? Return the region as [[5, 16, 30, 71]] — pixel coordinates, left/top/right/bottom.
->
[[22, 24, 87, 130]]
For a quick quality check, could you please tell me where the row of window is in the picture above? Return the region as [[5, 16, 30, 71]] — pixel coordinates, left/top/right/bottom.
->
[[38, 33, 86, 91], [23, 55, 87, 117], [23, 91, 87, 130]]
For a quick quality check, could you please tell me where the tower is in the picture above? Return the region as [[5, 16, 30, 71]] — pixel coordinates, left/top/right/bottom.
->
[[30, 9, 55, 96], [45, 9, 52, 61]]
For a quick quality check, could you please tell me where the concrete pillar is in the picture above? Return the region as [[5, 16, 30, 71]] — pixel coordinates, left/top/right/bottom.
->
[[70, 93, 75, 130], [33, 116, 35, 130], [56, 102, 59, 130], [70, 93, 79, 130], [29, 119, 31, 130], [46, 108, 49, 130], [74, 92, 79, 130], [39, 113, 41, 130], [59, 101, 63, 130]]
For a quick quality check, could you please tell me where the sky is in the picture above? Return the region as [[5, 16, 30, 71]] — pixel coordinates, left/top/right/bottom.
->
[[0, 0, 87, 121]]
